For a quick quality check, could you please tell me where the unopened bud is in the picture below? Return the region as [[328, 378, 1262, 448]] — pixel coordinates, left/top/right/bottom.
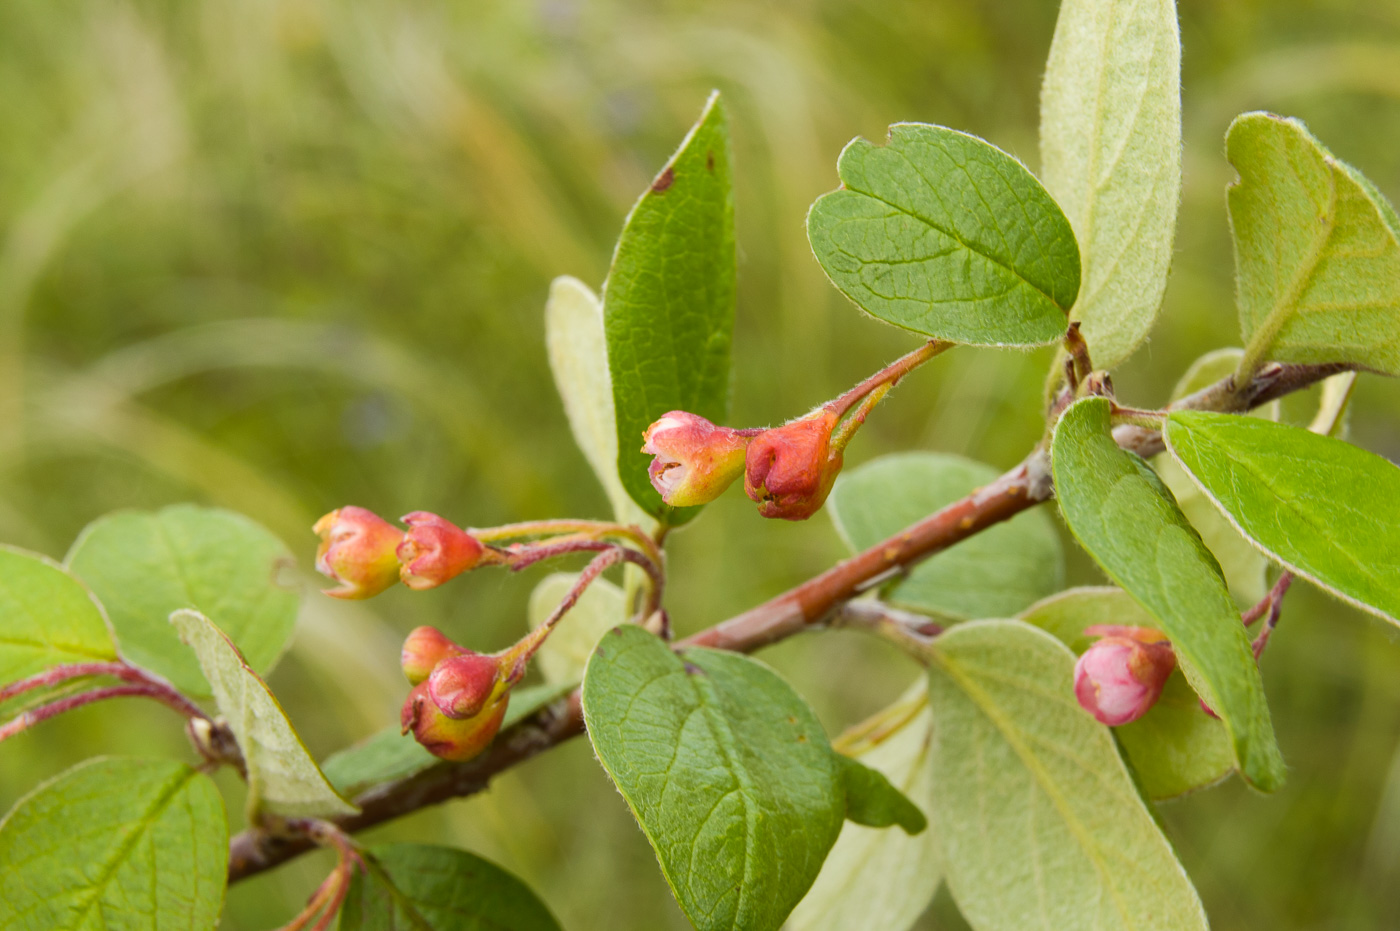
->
[[400, 626, 464, 685], [641, 411, 750, 507], [313, 506, 404, 599], [427, 652, 503, 720], [744, 410, 842, 521], [1073, 625, 1175, 726], [400, 680, 510, 762], [397, 512, 489, 590]]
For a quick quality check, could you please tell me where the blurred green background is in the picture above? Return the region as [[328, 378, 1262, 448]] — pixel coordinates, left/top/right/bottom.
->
[[1, 0, 1399, 927]]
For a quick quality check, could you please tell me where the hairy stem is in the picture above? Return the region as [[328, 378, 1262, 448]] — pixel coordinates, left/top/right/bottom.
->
[[226, 359, 1349, 883]]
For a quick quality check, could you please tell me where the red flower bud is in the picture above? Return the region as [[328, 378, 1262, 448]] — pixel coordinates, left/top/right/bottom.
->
[[743, 410, 842, 521], [400, 680, 510, 762], [426, 652, 502, 719], [400, 626, 464, 685], [397, 512, 489, 590], [641, 411, 750, 507], [1073, 625, 1176, 727], [313, 506, 404, 599]]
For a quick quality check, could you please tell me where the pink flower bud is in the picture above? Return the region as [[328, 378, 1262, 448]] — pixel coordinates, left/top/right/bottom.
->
[[400, 680, 510, 762], [426, 652, 502, 720], [313, 506, 404, 600], [743, 410, 842, 521], [397, 512, 488, 590], [400, 626, 464, 685], [641, 411, 750, 507], [1073, 625, 1176, 726]]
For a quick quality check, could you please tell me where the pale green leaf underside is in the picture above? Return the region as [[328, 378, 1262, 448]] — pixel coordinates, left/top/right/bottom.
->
[[1020, 587, 1234, 800], [0, 546, 116, 687], [581, 625, 843, 931], [604, 91, 735, 524], [0, 757, 227, 931], [1051, 398, 1283, 790], [322, 683, 571, 799], [789, 685, 940, 931], [171, 609, 356, 819], [528, 572, 626, 685], [807, 122, 1080, 347], [928, 620, 1207, 931], [339, 843, 562, 931], [1228, 112, 1400, 374], [66, 504, 299, 698], [1165, 411, 1400, 624], [545, 276, 654, 531], [828, 452, 1063, 620], [1040, 0, 1182, 369]]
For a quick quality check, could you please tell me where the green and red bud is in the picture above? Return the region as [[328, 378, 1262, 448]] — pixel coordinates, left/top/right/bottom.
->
[[641, 411, 750, 507], [743, 410, 842, 521], [400, 679, 510, 762], [426, 652, 502, 720], [1073, 625, 1175, 726], [400, 625, 464, 685], [397, 511, 491, 590], [313, 506, 404, 599]]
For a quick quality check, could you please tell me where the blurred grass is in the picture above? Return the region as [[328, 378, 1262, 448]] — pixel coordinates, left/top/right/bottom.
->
[[0, 0, 1397, 928]]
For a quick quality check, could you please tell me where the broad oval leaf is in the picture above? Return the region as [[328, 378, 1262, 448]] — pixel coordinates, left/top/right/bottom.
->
[[66, 504, 299, 697], [528, 571, 626, 685], [545, 275, 654, 530], [928, 620, 1207, 930], [339, 843, 562, 931], [322, 683, 572, 799], [0, 546, 116, 686], [1228, 112, 1400, 375], [1165, 410, 1400, 624], [807, 122, 1080, 347], [0, 757, 227, 931], [604, 91, 735, 524], [1020, 587, 1234, 800], [1040, 0, 1182, 368], [582, 625, 843, 931], [828, 452, 1063, 620], [1051, 398, 1283, 790], [171, 609, 357, 819], [789, 686, 940, 931]]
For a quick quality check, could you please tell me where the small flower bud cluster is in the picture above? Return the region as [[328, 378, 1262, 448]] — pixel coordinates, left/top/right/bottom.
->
[[1073, 625, 1176, 726], [398, 625, 516, 762], [313, 507, 498, 599], [640, 408, 847, 521]]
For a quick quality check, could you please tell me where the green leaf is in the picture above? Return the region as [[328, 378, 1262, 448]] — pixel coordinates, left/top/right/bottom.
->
[[1040, 0, 1182, 369], [835, 752, 926, 834], [807, 122, 1080, 347], [0, 546, 116, 686], [322, 683, 572, 799], [1156, 348, 1274, 604], [1020, 587, 1234, 800], [0, 757, 227, 931], [581, 625, 843, 931], [828, 452, 1063, 620], [339, 843, 562, 931], [1165, 410, 1400, 624], [603, 91, 735, 524], [1051, 397, 1284, 790], [545, 276, 654, 530], [788, 687, 939, 931], [171, 608, 357, 819], [928, 620, 1208, 930], [66, 504, 299, 697], [527, 571, 626, 685], [1228, 112, 1400, 375]]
